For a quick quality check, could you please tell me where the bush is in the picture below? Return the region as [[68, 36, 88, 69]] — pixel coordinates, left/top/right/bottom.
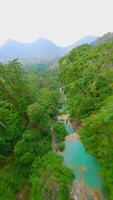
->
[[58, 142, 65, 152], [54, 122, 67, 142]]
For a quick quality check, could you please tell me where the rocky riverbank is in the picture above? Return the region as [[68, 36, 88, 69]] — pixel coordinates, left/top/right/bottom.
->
[[70, 180, 105, 200], [65, 133, 80, 140]]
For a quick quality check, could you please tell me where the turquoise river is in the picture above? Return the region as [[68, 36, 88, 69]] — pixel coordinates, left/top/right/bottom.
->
[[62, 122, 108, 200]]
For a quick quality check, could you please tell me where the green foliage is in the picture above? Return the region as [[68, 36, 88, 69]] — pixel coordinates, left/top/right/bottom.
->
[[14, 130, 38, 165], [0, 60, 30, 115], [54, 122, 67, 142], [58, 142, 65, 152], [0, 155, 8, 169], [59, 43, 113, 118], [31, 151, 74, 200], [0, 60, 70, 199], [0, 164, 23, 200], [0, 104, 23, 150], [37, 88, 59, 117], [25, 63, 48, 73], [59, 41, 113, 199], [14, 130, 51, 168], [0, 137, 8, 156], [80, 96, 113, 198]]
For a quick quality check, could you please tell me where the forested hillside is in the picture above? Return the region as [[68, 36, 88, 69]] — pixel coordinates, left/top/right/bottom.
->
[[0, 60, 74, 200], [59, 40, 113, 199], [1, 37, 113, 200]]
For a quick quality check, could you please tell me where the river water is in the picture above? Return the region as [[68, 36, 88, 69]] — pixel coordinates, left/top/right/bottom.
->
[[62, 122, 108, 200]]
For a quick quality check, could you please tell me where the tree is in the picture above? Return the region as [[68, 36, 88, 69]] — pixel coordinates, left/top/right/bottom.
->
[[59, 41, 113, 199], [0, 60, 30, 127], [31, 152, 74, 200]]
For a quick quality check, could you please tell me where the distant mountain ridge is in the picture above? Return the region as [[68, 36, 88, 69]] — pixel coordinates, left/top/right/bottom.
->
[[66, 36, 97, 51], [0, 36, 97, 64], [0, 38, 65, 64]]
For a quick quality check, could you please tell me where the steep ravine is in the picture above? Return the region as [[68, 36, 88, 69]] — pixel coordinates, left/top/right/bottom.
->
[[58, 115, 108, 200]]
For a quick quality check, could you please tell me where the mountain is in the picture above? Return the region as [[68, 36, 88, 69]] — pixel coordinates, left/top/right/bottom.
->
[[0, 36, 97, 64], [66, 36, 97, 52], [93, 32, 113, 46], [0, 38, 65, 64]]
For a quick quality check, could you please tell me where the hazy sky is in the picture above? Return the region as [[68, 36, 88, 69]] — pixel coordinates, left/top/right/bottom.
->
[[0, 0, 113, 46]]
